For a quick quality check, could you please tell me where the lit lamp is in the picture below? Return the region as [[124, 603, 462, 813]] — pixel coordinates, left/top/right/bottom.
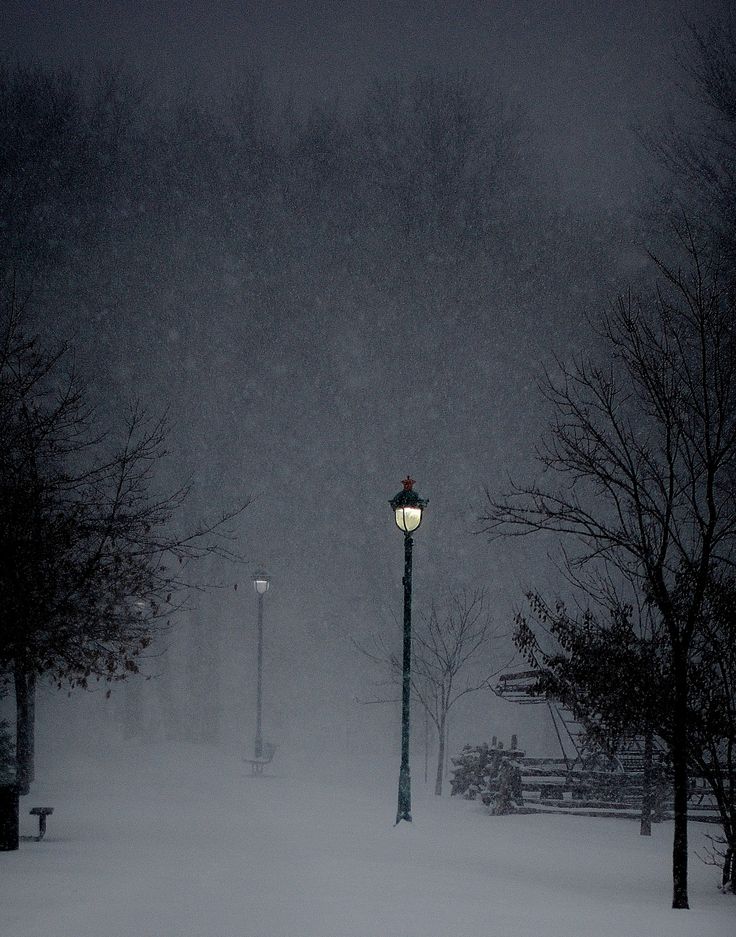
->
[[252, 569, 270, 757], [391, 486, 426, 534], [388, 476, 428, 824]]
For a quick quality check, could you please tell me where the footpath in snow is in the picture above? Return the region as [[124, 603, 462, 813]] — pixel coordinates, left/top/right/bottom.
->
[[1, 742, 733, 937]]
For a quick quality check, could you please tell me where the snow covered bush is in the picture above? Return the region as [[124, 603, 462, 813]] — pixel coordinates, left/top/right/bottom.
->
[[450, 742, 515, 800], [492, 758, 524, 815], [451, 744, 494, 799]]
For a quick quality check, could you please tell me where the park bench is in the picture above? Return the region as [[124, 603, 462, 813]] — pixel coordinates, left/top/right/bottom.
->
[[244, 742, 276, 776]]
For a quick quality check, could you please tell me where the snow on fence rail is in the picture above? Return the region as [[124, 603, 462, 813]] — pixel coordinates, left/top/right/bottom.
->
[[450, 738, 720, 822]]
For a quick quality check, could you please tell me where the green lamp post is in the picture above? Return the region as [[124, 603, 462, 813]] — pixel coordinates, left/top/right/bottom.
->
[[389, 476, 428, 824]]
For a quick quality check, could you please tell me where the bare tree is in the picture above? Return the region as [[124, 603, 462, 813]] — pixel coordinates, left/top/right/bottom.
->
[[413, 589, 502, 795], [645, 18, 736, 274], [359, 588, 502, 796], [359, 72, 517, 261], [480, 232, 736, 909]]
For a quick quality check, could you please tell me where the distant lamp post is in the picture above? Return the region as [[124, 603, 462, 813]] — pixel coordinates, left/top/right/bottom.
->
[[389, 476, 428, 824], [252, 569, 270, 758]]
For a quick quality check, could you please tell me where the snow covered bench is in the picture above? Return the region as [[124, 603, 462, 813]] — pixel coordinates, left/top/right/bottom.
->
[[244, 742, 276, 776], [30, 806, 53, 840], [20, 806, 54, 843]]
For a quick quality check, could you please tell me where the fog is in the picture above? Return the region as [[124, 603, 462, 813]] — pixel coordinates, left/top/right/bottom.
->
[[0, 0, 726, 788]]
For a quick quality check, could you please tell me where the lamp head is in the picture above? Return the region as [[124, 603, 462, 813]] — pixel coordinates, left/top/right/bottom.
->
[[252, 569, 270, 595], [389, 476, 428, 534]]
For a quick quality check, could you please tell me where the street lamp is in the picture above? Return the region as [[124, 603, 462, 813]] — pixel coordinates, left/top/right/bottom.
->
[[389, 476, 428, 824], [252, 569, 270, 758]]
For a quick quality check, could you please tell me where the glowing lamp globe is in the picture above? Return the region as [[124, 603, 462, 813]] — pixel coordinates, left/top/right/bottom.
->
[[389, 477, 428, 534], [253, 570, 270, 595]]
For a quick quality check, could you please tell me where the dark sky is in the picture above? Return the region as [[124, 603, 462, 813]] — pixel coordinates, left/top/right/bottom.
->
[[2, 0, 729, 756], [2, 0, 719, 204]]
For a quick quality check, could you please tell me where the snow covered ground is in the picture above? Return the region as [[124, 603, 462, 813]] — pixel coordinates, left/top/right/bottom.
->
[[1, 742, 733, 937]]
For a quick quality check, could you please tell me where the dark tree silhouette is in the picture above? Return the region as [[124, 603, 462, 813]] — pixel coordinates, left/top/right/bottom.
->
[[515, 565, 736, 890], [481, 234, 736, 909], [0, 307, 245, 792]]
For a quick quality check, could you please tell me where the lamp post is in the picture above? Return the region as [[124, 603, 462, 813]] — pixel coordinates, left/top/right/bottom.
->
[[389, 476, 428, 824], [252, 569, 270, 758]]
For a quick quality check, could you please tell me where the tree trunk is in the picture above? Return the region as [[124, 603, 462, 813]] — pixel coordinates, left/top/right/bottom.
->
[[123, 675, 143, 740], [723, 846, 734, 892], [186, 602, 222, 743], [640, 729, 653, 836], [0, 783, 19, 851], [424, 705, 429, 785], [671, 654, 689, 909], [434, 715, 446, 796], [14, 664, 36, 796]]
